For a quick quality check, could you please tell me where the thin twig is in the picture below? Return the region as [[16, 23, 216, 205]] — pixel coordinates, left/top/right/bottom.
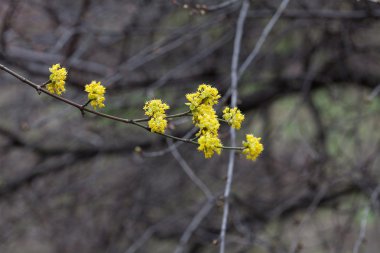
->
[[36, 80, 50, 94], [205, 0, 242, 11], [0, 64, 193, 144], [353, 207, 369, 253], [124, 215, 180, 253], [81, 99, 92, 109], [367, 84, 380, 101], [133, 110, 191, 123], [289, 186, 327, 253], [219, 1, 249, 253], [142, 127, 198, 157], [247, 9, 380, 20], [174, 199, 215, 253], [0, 64, 245, 150], [168, 139, 213, 200], [171, 0, 241, 12], [147, 33, 233, 95], [124, 199, 213, 253], [105, 19, 222, 85], [238, 0, 290, 78]]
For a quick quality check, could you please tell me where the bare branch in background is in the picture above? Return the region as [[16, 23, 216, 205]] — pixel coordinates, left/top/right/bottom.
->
[[239, 0, 291, 77], [220, 1, 250, 252]]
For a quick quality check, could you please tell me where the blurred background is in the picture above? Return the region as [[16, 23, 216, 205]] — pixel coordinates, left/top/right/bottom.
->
[[1, 0, 380, 252]]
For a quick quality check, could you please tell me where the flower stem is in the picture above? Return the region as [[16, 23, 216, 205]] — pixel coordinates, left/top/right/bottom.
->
[[36, 80, 50, 95]]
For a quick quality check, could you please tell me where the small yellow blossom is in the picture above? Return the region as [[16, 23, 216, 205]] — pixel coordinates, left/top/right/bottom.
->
[[223, 107, 245, 130], [192, 104, 220, 135], [242, 134, 264, 161], [186, 84, 220, 110], [47, 63, 67, 95], [85, 81, 106, 109], [143, 99, 170, 117], [148, 116, 168, 134], [186, 84, 222, 157], [186, 85, 221, 134], [143, 99, 170, 133], [197, 132, 222, 158]]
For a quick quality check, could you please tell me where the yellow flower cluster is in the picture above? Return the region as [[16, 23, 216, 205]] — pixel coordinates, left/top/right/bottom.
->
[[143, 99, 170, 134], [242, 134, 264, 161], [192, 104, 220, 134], [85, 81, 106, 109], [47, 64, 67, 95], [186, 84, 220, 110], [197, 132, 222, 158], [223, 107, 245, 130], [186, 84, 222, 158]]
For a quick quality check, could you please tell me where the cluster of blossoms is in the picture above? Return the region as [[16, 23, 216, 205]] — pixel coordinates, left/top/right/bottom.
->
[[243, 134, 264, 161], [143, 99, 170, 134], [47, 64, 67, 95], [85, 81, 106, 109], [47, 63, 106, 110], [186, 84, 222, 158], [223, 107, 245, 130], [45, 64, 263, 161]]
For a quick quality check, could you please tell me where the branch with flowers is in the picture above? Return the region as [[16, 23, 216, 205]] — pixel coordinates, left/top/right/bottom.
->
[[0, 63, 263, 161]]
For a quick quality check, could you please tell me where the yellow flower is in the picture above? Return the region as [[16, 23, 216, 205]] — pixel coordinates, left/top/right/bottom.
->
[[85, 81, 106, 109], [192, 104, 220, 135], [185, 84, 223, 157], [143, 99, 170, 117], [223, 107, 245, 130], [242, 134, 264, 161], [47, 63, 67, 95], [186, 84, 220, 110], [148, 116, 168, 134], [143, 99, 170, 133], [197, 132, 222, 158], [186, 85, 221, 135]]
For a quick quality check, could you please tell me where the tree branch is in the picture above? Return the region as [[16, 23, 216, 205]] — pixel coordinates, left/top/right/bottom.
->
[[220, 1, 249, 252]]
